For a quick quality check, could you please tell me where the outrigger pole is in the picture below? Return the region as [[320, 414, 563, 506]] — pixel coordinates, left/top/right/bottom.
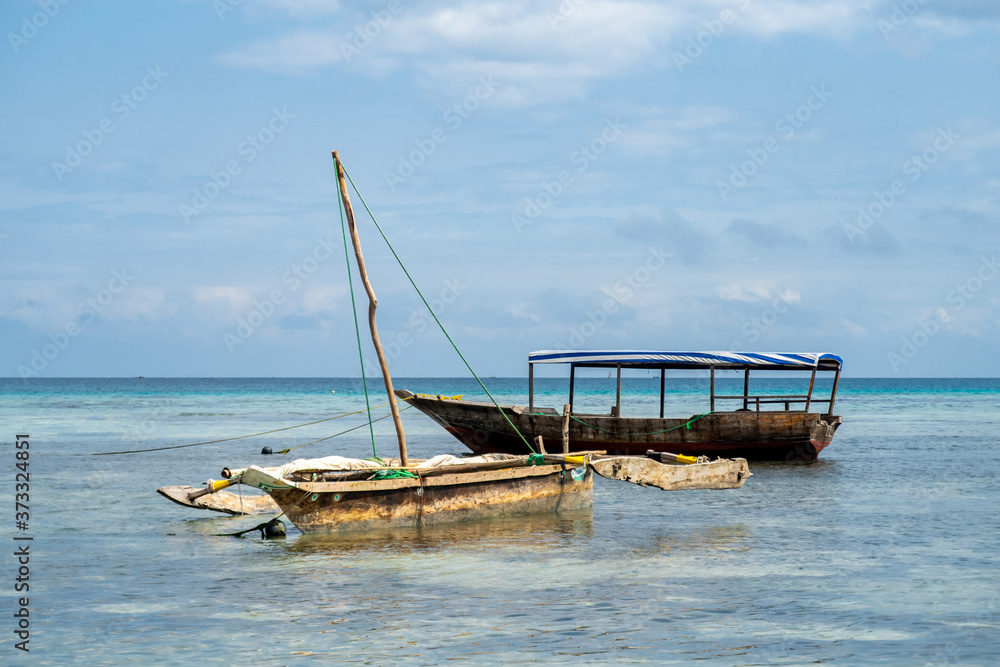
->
[[332, 151, 409, 467]]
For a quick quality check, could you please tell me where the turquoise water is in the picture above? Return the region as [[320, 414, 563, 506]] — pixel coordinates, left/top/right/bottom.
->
[[1, 377, 998, 665]]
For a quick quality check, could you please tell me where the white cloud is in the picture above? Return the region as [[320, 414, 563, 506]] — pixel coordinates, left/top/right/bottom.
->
[[738, 0, 865, 37], [778, 289, 801, 305], [219, 1, 683, 101], [715, 282, 772, 302], [194, 286, 251, 305], [839, 317, 867, 339], [107, 289, 167, 322], [713, 283, 801, 304], [216, 0, 999, 103], [268, 0, 339, 15], [618, 105, 734, 157], [300, 286, 346, 313], [239, 0, 341, 17], [218, 30, 347, 71]]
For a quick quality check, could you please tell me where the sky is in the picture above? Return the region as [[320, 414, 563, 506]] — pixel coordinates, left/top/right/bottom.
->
[[1, 0, 999, 378]]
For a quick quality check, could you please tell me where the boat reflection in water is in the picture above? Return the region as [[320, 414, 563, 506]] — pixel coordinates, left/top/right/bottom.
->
[[287, 509, 596, 556]]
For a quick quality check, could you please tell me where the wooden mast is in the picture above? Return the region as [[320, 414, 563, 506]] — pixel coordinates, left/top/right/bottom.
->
[[332, 151, 408, 467]]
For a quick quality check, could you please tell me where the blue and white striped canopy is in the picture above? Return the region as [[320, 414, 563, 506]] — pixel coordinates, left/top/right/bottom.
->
[[528, 350, 842, 370]]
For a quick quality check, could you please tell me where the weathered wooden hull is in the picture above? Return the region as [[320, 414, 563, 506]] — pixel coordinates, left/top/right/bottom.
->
[[589, 456, 751, 490], [254, 464, 593, 534], [397, 391, 841, 462]]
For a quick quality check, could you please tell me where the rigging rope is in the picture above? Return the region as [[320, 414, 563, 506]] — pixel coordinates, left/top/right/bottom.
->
[[340, 164, 536, 454], [334, 153, 378, 458]]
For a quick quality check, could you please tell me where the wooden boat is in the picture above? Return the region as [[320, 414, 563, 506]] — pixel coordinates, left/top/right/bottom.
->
[[397, 350, 843, 462], [157, 453, 595, 525], [588, 455, 751, 490], [158, 152, 593, 534], [158, 153, 753, 532], [229, 456, 592, 532]]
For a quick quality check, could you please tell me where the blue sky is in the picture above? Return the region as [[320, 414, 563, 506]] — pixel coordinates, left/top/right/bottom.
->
[[2, 0, 999, 378]]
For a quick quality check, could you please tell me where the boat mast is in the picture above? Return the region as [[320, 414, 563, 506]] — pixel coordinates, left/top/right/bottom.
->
[[332, 151, 408, 467]]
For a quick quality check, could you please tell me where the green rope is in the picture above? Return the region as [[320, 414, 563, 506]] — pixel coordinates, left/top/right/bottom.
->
[[567, 411, 713, 436], [340, 165, 535, 454], [371, 468, 418, 480], [334, 154, 377, 459]]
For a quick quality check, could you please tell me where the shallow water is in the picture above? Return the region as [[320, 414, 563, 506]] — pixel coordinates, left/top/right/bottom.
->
[[1, 377, 998, 665]]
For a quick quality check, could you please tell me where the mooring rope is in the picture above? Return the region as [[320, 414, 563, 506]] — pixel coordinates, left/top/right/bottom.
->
[[273, 405, 412, 454], [215, 489, 314, 538], [93, 398, 412, 456], [340, 164, 536, 454]]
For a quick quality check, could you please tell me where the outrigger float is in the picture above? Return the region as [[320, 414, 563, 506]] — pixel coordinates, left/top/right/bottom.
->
[[398, 350, 843, 462], [157, 152, 750, 531]]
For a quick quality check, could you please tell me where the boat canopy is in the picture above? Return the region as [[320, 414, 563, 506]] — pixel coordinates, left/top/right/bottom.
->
[[528, 350, 843, 371]]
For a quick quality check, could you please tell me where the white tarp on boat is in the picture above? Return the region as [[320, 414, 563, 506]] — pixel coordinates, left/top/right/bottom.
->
[[418, 454, 496, 468], [227, 455, 389, 481], [230, 453, 522, 490]]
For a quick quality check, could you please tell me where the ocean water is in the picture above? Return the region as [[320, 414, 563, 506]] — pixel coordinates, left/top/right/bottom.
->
[[1, 376, 998, 665]]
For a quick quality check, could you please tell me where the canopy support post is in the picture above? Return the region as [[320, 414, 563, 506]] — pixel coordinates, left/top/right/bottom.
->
[[614, 363, 622, 417], [710, 365, 715, 412], [528, 362, 534, 413], [659, 367, 665, 419], [568, 364, 576, 414], [805, 368, 817, 412], [743, 367, 750, 410], [827, 368, 841, 416]]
